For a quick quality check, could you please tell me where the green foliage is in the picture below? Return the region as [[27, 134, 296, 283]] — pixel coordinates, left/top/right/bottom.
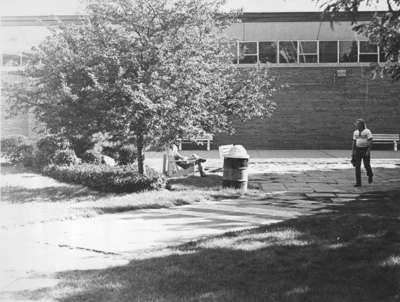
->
[[4, 0, 277, 174], [81, 149, 103, 164], [0, 135, 29, 163], [320, 0, 400, 80], [35, 135, 70, 167], [43, 164, 166, 193], [118, 145, 137, 165], [53, 149, 80, 166]]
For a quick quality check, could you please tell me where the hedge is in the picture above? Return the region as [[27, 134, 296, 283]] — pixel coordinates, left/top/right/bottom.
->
[[43, 164, 166, 193]]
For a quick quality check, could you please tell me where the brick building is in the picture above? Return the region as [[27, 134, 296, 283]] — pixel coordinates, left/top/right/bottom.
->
[[1, 12, 399, 148]]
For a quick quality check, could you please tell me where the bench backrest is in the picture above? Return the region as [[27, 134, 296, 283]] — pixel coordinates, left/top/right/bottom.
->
[[373, 134, 400, 140]]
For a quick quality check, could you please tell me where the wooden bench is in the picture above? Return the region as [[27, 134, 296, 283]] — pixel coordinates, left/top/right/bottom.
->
[[177, 134, 214, 151], [373, 134, 399, 151]]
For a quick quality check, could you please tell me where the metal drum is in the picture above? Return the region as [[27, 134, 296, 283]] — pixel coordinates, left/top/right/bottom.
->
[[221, 145, 249, 193]]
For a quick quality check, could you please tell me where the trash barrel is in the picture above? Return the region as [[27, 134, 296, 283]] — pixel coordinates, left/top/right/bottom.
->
[[222, 145, 249, 193]]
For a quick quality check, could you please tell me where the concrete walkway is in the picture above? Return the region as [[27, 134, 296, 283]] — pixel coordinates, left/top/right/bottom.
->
[[1, 150, 399, 300]]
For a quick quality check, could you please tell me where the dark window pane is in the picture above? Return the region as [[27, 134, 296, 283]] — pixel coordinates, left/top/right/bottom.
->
[[259, 42, 277, 63], [279, 41, 297, 63], [379, 47, 386, 62], [21, 52, 31, 65], [339, 41, 357, 62], [360, 41, 377, 53], [239, 55, 258, 64], [239, 42, 257, 55], [360, 54, 378, 62], [299, 54, 318, 63], [239, 42, 257, 64], [299, 41, 317, 53], [2, 53, 20, 66], [319, 41, 338, 63]]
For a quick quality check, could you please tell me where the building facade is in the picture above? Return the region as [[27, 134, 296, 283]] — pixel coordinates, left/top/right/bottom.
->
[[1, 13, 399, 148]]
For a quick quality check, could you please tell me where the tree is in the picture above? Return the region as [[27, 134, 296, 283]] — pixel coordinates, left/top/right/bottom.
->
[[5, 0, 276, 174], [319, 0, 400, 80]]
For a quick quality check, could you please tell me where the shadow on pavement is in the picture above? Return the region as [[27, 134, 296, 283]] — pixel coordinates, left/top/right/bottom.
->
[[6, 190, 399, 302]]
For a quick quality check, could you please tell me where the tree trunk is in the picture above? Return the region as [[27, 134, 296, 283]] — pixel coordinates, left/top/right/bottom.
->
[[137, 133, 145, 175]]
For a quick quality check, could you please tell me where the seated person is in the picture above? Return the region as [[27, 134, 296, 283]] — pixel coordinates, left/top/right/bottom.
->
[[170, 144, 207, 177]]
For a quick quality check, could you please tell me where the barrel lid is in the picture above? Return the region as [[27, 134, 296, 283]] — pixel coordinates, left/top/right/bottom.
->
[[226, 145, 249, 159]]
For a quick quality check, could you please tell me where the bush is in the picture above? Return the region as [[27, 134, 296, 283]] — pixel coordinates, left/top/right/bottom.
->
[[81, 149, 103, 164], [118, 145, 137, 165], [1, 135, 28, 162], [53, 149, 79, 166], [35, 135, 70, 167], [43, 164, 166, 193]]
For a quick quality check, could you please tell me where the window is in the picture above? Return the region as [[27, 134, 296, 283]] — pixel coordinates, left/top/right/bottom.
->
[[279, 41, 298, 63], [299, 41, 318, 63], [2, 53, 21, 67], [259, 41, 277, 63], [339, 41, 358, 63], [239, 42, 257, 64], [359, 41, 378, 62], [319, 41, 338, 63]]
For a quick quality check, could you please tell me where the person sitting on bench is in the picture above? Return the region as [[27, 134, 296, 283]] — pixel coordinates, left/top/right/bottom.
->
[[170, 144, 207, 177]]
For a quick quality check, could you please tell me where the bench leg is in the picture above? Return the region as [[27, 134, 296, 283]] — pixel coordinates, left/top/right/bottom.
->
[[395, 141, 398, 152], [207, 140, 210, 151]]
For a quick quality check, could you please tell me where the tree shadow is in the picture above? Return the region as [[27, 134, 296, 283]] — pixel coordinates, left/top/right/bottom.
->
[[1, 186, 107, 203], [6, 190, 399, 302]]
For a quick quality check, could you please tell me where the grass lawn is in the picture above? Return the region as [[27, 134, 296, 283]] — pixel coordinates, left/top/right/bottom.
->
[[13, 190, 400, 302]]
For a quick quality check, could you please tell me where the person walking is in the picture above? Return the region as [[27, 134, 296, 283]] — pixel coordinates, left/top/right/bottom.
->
[[352, 118, 373, 187]]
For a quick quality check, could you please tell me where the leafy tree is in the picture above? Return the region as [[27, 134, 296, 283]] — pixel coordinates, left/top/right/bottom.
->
[[319, 0, 400, 80], [5, 0, 277, 174]]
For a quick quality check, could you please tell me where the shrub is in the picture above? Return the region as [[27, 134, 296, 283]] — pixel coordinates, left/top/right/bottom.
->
[[118, 145, 137, 165], [81, 149, 103, 164], [53, 149, 79, 166], [70, 135, 96, 158], [35, 135, 70, 167], [0, 135, 28, 162], [43, 164, 166, 193]]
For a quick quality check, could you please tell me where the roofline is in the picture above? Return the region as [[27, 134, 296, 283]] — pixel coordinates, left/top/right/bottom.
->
[[240, 11, 386, 22], [1, 11, 387, 26]]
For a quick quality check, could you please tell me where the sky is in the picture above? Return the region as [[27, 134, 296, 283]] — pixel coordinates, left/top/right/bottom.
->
[[0, 0, 390, 16]]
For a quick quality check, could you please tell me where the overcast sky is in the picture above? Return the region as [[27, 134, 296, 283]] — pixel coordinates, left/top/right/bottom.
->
[[0, 0, 389, 16]]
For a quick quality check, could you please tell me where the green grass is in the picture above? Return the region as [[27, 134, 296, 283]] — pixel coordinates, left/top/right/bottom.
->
[[9, 190, 400, 302]]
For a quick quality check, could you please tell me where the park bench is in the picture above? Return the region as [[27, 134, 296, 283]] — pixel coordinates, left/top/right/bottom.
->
[[373, 134, 399, 151], [177, 134, 214, 151]]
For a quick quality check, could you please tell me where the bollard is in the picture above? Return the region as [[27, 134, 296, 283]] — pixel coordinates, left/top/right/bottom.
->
[[222, 145, 249, 193]]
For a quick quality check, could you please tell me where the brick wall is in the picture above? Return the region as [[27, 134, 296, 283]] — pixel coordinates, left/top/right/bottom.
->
[[215, 67, 400, 149], [2, 67, 399, 149]]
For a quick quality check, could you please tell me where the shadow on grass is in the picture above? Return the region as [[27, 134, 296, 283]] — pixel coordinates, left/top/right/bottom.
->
[[167, 174, 223, 190], [1, 186, 106, 203], [8, 190, 399, 302]]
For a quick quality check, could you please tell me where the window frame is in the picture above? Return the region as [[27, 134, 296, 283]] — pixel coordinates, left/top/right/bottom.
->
[[359, 41, 379, 63], [298, 40, 319, 63], [258, 41, 278, 64], [278, 40, 298, 64], [238, 41, 259, 64]]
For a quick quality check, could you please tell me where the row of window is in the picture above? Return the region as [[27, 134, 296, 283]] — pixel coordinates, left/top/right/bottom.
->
[[1, 53, 30, 67], [1, 40, 383, 67], [235, 40, 383, 64]]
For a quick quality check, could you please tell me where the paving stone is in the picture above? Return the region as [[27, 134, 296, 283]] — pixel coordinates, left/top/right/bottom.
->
[[306, 193, 337, 198]]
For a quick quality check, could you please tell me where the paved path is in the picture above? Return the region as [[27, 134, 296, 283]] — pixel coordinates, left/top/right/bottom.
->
[[1, 151, 399, 300]]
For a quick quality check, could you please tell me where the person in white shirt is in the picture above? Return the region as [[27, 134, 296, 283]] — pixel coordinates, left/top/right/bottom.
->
[[352, 118, 373, 187]]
